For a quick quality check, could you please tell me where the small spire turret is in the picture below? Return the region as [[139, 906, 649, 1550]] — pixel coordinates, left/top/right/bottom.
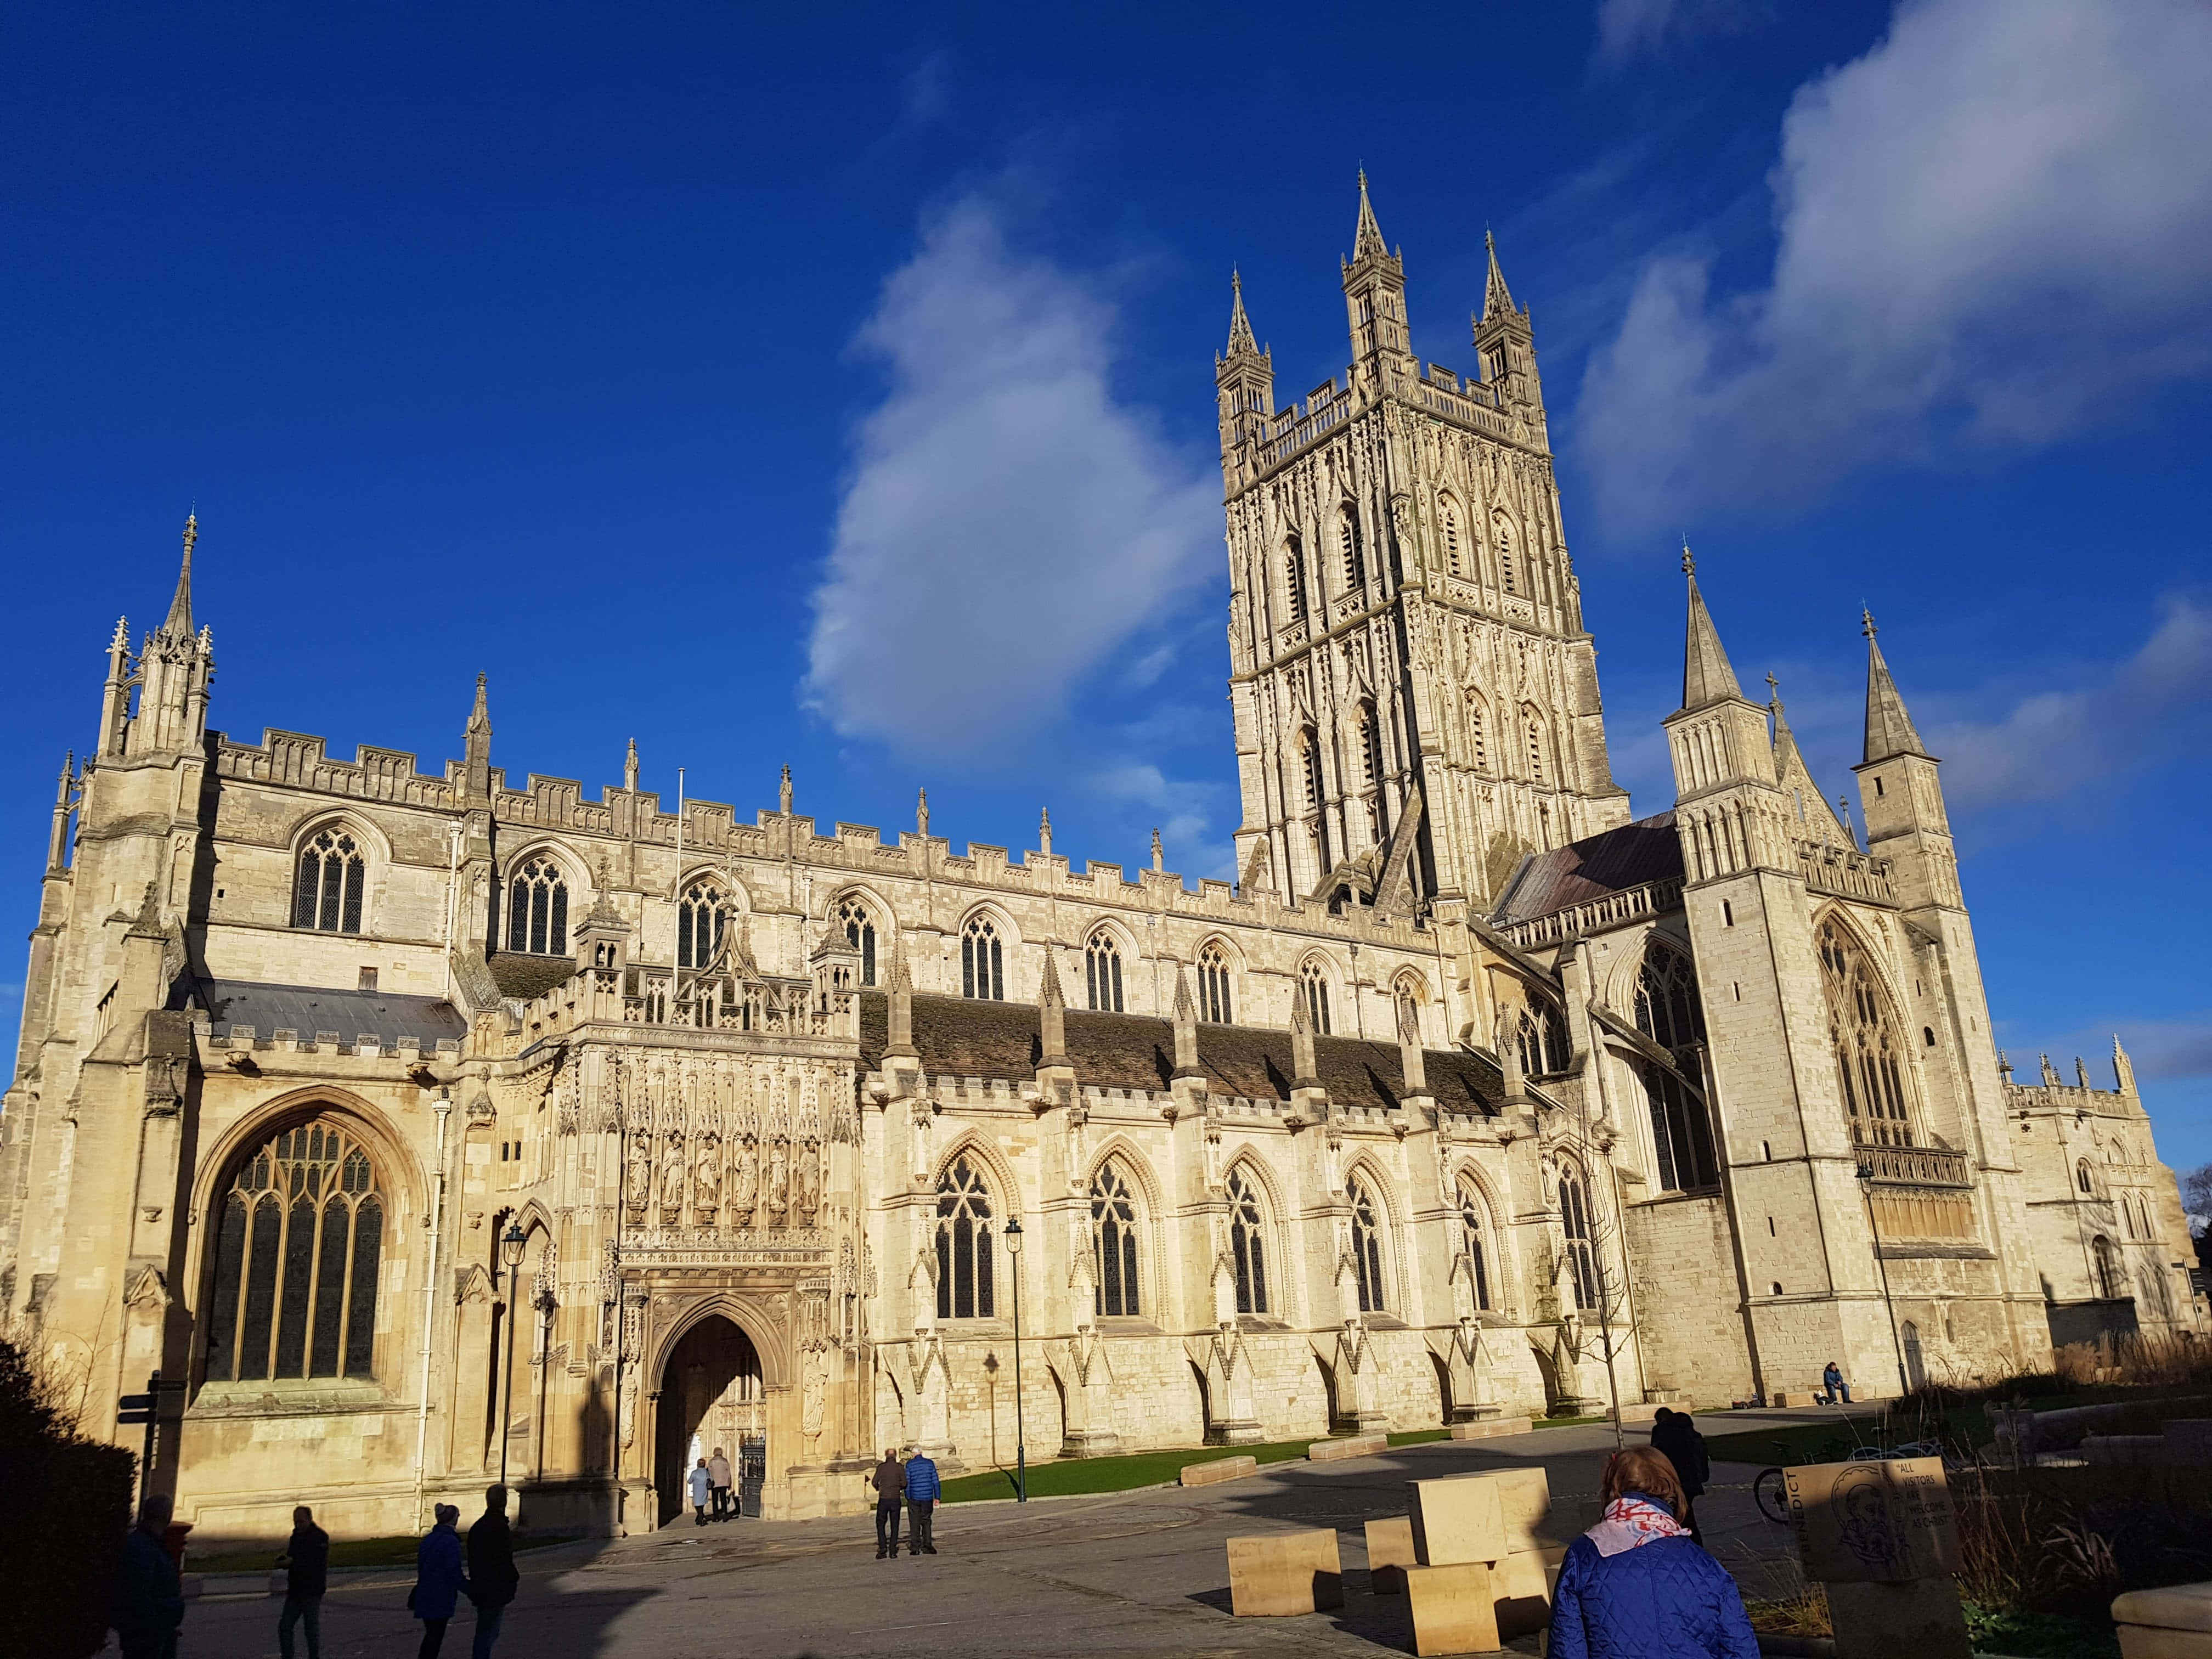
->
[[1481, 229, 1518, 323], [161, 514, 198, 639], [1678, 545, 1744, 710], [1861, 611, 1930, 763], [1352, 168, 1389, 263]]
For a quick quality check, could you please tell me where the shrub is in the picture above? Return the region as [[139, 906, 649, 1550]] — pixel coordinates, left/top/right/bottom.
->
[[0, 1334, 136, 1659]]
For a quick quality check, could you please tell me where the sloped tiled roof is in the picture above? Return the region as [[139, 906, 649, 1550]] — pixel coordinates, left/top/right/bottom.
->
[[857, 991, 1504, 1116], [1489, 812, 1683, 927], [488, 952, 580, 1001], [188, 979, 467, 1047]]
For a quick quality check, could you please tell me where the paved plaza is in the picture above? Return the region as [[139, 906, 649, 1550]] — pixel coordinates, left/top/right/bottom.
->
[[163, 1415, 1821, 1659]]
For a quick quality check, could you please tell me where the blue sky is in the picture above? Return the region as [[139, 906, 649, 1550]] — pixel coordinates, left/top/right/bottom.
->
[[5, 1, 2209, 1172]]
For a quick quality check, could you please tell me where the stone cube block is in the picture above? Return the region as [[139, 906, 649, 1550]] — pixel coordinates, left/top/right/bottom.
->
[[1405, 1561, 1499, 1657], [1365, 1515, 1415, 1594], [1308, 1433, 1388, 1462], [2116, 1582, 2212, 1657], [1226, 1529, 1344, 1617], [1448, 1417, 1532, 1440], [1492, 1547, 1556, 1639], [1609, 1402, 1661, 1424], [1182, 1455, 1257, 1487], [1475, 1465, 1556, 1553], [1409, 1474, 1506, 1567]]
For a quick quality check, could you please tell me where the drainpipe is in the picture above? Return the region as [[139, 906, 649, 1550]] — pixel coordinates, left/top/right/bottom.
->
[[414, 1087, 454, 1526]]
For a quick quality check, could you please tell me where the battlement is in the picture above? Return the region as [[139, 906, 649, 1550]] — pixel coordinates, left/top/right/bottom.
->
[[1232, 360, 1536, 484]]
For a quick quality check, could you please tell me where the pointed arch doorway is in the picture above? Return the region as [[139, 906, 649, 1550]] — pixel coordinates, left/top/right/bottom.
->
[[654, 1316, 764, 1526]]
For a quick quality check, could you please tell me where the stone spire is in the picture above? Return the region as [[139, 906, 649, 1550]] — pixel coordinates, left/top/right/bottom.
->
[[1481, 229, 1518, 323], [917, 787, 929, 837], [1352, 168, 1389, 262], [1861, 611, 1929, 763], [466, 672, 492, 741], [1038, 944, 1068, 1065], [161, 513, 198, 639], [1171, 963, 1203, 1079], [1225, 269, 1259, 357], [1039, 808, 1053, 857], [1678, 545, 1743, 711], [462, 672, 493, 795]]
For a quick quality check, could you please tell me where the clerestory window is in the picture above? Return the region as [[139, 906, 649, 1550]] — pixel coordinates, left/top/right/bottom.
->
[[506, 857, 569, 956], [961, 915, 1003, 1001], [1197, 945, 1234, 1024], [293, 827, 365, 935]]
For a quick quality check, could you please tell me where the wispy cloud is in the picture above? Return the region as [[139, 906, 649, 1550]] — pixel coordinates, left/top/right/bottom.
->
[[1591, 0, 1766, 74], [1576, 0, 2212, 533], [804, 187, 1219, 768]]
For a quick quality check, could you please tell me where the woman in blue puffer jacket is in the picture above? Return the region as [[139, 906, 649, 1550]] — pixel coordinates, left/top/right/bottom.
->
[[1549, 1446, 1760, 1659]]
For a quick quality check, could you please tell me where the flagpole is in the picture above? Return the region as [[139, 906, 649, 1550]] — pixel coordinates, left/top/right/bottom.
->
[[673, 767, 685, 1008]]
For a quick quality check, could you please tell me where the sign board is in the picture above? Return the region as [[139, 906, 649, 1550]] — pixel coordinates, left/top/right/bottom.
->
[[1783, 1457, 1960, 1584]]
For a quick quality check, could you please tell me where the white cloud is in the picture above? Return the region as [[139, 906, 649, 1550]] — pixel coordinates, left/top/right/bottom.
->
[[1927, 596, 2212, 812], [804, 191, 1218, 766], [1592, 0, 1763, 74], [1578, 0, 2212, 532]]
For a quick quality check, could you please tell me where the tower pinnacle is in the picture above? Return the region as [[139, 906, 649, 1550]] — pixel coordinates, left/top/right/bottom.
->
[[1861, 610, 1929, 763], [161, 513, 198, 638], [1678, 548, 1743, 710], [1353, 168, 1389, 262], [1225, 269, 1259, 357], [1481, 229, 1519, 323]]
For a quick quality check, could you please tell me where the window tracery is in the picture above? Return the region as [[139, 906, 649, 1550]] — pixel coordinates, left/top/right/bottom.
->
[[1634, 945, 1706, 1050], [1091, 1160, 1141, 1317], [506, 857, 569, 956], [961, 915, 1004, 1001], [1085, 929, 1124, 1014], [1339, 505, 1365, 590], [1458, 1182, 1493, 1312], [1284, 537, 1307, 624], [1818, 921, 1915, 1148], [1227, 1167, 1268, 1315], [1516, 997, 1571, 1076], [1300, 958, 1333, 1036], [1558, 1161, 1599, 1312], [293, 827, 364, 934], [1348, 1177, 1385, 1312], [1440, 496, 1464, 577], [1639, 1062, 1720, 1192], [677, 879, 732, 970], [1197, 944, 1234, 1025], [934, 1156, 994, 1320], [834, 896, 878, 986]]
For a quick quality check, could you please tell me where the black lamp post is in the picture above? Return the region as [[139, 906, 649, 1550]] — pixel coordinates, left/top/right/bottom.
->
[[1003, 1217, 1026, 1503], [1856, 1161, 1911, 1396], [498, 1221, 528, 1488]]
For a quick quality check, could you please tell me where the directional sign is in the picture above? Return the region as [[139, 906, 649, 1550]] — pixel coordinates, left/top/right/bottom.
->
[[117, 1392, 155, 1425]]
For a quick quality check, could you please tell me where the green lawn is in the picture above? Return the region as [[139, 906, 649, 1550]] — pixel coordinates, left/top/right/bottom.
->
[[940, 1431, 1446, 1504], [190, 1532, 583, 1576]]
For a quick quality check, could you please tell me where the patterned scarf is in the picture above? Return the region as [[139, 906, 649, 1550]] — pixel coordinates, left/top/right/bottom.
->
[[1586, 1493, 1690, 1557]]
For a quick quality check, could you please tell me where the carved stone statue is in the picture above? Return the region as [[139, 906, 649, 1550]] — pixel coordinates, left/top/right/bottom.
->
[[693, 1135, 722, 1223], [624, 1130, 652, 1215], [765, 1139, 790, 1226], [659, 1133, 686, 1217], [795, 1139, 821, 1226], [728, 1136, 758, 1227]]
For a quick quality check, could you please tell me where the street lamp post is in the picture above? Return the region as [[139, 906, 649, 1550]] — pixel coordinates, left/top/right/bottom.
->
[[1856, 1161, 1911, 1396], [1003, 1217, 1026, 1503], [498, 1221, 528, 1489]]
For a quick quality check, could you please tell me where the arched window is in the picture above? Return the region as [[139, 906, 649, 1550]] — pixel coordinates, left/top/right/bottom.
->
[[1817, 921, 1914, 1148], [834, 896, 878, 986], [677, 879, 732, 970], [1300, 729, 1325, 813], [1639, 1062, 1719, 1192], [1338, 505, 1365, 590], [1634, 946, 1706, 1050], [1440, 496, 1464, 577], [292, 826, 365, 934], [2092, 1235, 2123, 1300], [1091, 1161, 1141, 1317], [1085, 929, 1124, 1013], [1197, 944, 1234, 1025], [1517, 996, 1571, 1076], [934, 1156, 994, 1320], [1524, 714, 1545, 784], [1558, 1163, 1599, 1311], [1357, 702, 1383, 787], [961, 916, 1003, 1001], [1227, 1166, 1268, 1315], [1300, 958, 1333, 1036], [1496, 518, 1518, 595], [1464, 691, 1488, 771], [1458, 1182, 1493, 1312], [1284, 536, 1307, 624], [1348, 1177, 1386, 1312], [506, 857, 569, 956], [202, 1118, 384, 1384], [2076, 1159, 2094, 1195]]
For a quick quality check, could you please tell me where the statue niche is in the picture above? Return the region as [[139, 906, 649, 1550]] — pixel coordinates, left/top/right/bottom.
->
[[728, 1135, 759, 1227]]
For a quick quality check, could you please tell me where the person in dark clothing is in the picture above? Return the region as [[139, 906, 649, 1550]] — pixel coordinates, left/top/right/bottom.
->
[[410, 1505, 469, 1659], [275, 1504, 330, 1659], [1549, 1447, 1758, 1659], [1649, 1408, 1712, 1542], [902, 1450, 940, 1556], [113, 1492, 186, 1659], [1820, 1361, 1852, 1405], [465, 1485, 520, 1659], [868, 1449, 905, 1559], [708, 1447, 733, 1521]]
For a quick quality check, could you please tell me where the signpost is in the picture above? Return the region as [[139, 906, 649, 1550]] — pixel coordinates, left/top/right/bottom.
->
[[119, 1372, 185, 1505]]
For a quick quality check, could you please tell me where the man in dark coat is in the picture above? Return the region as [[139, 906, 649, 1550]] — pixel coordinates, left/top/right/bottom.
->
[[868, 1449, 906, 1559], [465, 1485, 520, 1659], [1647, 1408, 1711, 1542], [276, 1504, 330, 1659], [113, 1492, 185, 1659]]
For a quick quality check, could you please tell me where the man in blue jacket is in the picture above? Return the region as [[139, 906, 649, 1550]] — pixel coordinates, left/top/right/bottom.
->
[[902, 1448, 941, 1556]]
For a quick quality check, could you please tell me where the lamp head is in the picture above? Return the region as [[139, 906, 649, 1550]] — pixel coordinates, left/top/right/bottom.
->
[[500, 1220, 528, 1269], [1003, 1216, 1023, 1257]]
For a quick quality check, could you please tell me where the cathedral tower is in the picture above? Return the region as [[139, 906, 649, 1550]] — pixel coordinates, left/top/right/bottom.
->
[[1220, 177, 1628, 918]]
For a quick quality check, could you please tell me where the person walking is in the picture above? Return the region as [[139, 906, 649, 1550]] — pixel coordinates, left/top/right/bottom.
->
[[687, 1457, 713, 1526], [708, 1447, 733, 1522], [1548, 1447, 1759, 1659], [275, 1504, 329, 1659], [1820, 1361, 1852, 1404], [112, 1492, 186, 1659], [868, 1448, 906, 1560], [409, 1504, 469, 1659], [465, 1485, 520, 1659], [1649, 1409, 1711, 1543], [902, 1448, 940, 1556]]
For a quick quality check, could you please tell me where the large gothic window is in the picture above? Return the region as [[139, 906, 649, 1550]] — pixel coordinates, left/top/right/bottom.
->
[[506, 857, 568, 956], [1458, 1182, 1493, 1312], [1300, 958, 1333, 1036], [1338, 505, 1365, 590], [677, 879, 732, 970], [834, 896, 878, 986], [1639, 1062, 1720, 1193], [934, 1157, 994, 1320], [1197, 944, 1234, 1024], [1299, 730, 1325, 813], [292, 827, 364, 934], [1558, 1162, 1599, 1312], [1085, 929, 1124, 1013], [203, 1118, 384, 1384], [1284, 537, 1307, 624], [1517, 996, 1571, 1076], [1634, 946, 1706, 1050], [1227, 1166, 1268, 1315], [1465, 691, 1489, 772], [1817, 921, 1915, 1148], [961, 915, 1003, 1001], [1348, 1177, 1386, 1312], [1091, 1161, 1141, 1317]]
